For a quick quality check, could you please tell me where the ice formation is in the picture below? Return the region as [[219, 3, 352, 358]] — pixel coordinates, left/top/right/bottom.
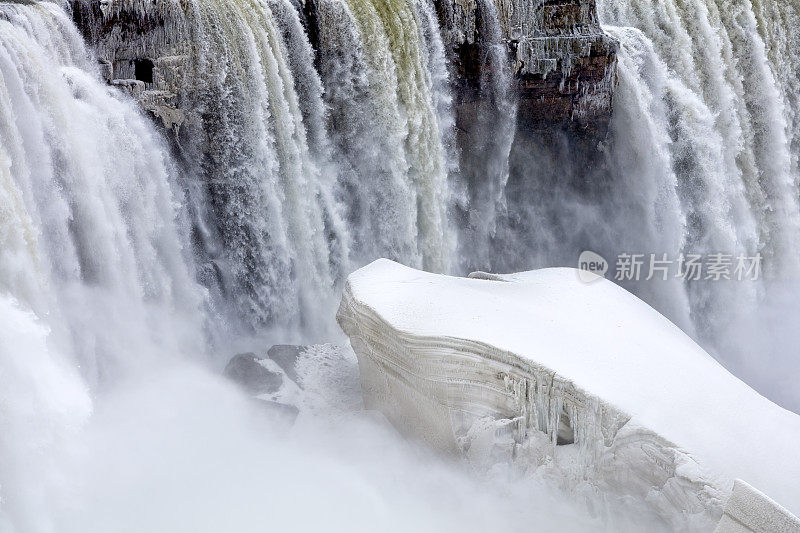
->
[[337, 259, 800, 530]]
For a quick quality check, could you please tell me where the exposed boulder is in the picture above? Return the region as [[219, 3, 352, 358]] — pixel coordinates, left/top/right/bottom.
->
[[267, 344, 306, 384], [223, 352, 284, 396]]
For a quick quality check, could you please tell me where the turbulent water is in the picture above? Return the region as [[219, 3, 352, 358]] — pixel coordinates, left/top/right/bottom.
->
[[1, 0, 800, 528], [316, 0, 455, 273]]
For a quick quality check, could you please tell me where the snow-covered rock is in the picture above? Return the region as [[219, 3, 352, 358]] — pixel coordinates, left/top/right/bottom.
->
[[714, 480, 800, 533], [337, 259, 800, 530]]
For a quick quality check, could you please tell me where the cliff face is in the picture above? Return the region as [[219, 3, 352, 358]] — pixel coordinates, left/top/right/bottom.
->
[[71, 0, 191, 138], [435, 0, 616, 134], [71, 0, 616, 138]]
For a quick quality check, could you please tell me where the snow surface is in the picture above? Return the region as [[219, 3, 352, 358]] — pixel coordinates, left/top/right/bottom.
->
[[714, 480, 800, 532], [338, 259, 800, 519]]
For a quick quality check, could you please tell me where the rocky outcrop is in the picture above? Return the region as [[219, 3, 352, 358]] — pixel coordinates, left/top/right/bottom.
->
[[266, 344, 306, 383], [223, 347, 309, 422], [223, 352, 284, 395], [71, 0, 191, 137], [435, 0, 617, 134]]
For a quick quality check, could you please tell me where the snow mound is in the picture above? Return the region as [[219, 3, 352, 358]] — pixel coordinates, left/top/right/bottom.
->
[[337, 259, 800, 529]]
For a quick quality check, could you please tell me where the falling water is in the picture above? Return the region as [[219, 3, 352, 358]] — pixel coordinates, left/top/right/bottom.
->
[[3, 0, 800, 527], [598, 0, 800, 278], [315, 0, 455, 273], [62, 0, 800, 407], [592, 0, 800, 407], [5, 0, 798, 402], [316, 0, 423, 268], [455, 0, 518, 271], [184, 0, 347, 333], [0, 1, 206, 380], [0, 2, 206, 527]]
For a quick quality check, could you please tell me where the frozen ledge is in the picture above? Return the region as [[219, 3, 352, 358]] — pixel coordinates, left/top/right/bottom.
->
[[337, 259, 800, 530]]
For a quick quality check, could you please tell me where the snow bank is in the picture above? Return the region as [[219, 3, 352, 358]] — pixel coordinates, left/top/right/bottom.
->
[[337, 259, 800, 529]]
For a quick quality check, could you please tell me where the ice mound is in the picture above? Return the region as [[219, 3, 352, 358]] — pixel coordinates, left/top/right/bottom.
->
[[337, 259, 800, 530]]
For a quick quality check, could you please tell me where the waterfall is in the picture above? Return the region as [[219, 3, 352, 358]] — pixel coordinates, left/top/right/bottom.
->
[[598, 0, 800, 280], [0, 1, 206, 380], [591, 0, 800, 408], [750, 0, 800, 178], [597, 26, 695, 332], [316, 0, 455, 273], [3, 0, 800, 526], [6, 0, 797, 406], [182, 0, 347, 333], [455, 0, 518, 271], [84, 0, 457, 331], [0, 2, 207, 527]]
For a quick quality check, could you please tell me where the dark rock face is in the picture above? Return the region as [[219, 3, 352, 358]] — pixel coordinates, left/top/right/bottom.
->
[[267, 345, 306, 384], [223, 353, 284, 395], [223, 348, 306, 424], [70, 0, 190, 137], [434, 0, 617, 135]]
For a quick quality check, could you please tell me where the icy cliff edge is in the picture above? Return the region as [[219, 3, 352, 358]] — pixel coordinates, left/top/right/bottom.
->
[[337, 259, 800, 530]]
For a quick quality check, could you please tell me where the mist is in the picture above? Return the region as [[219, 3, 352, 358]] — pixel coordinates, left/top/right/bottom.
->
[[1, 294, 665, 532]]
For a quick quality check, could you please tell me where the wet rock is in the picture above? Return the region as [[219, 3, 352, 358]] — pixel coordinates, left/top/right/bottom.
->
[[266, 344, 306, 384], [223, 352, 283, 396], [110, 78, 145, 99], [444, 0, 617, 136]]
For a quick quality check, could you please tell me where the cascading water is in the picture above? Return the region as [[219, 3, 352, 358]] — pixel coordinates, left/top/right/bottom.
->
[[315, 0, 455, 273], [3, 0, 800, 526], [0, 2, 206, 527], [80, 0, 458, 333], [0, 1, 206, 379], [751, 0, 800, 178], [10, 0, 800, 401], [592, 0, 800, 408], [454, 0, 517, 271], [185, 0, 347, 333]]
